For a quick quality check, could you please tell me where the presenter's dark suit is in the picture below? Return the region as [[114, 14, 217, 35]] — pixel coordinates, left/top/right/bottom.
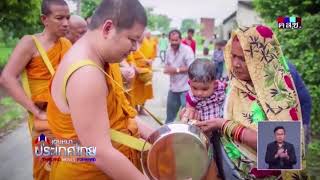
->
[[265, 141, 297, 169]]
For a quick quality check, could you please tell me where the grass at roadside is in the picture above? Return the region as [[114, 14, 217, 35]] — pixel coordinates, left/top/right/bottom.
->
[[0, 97, 26, 129]]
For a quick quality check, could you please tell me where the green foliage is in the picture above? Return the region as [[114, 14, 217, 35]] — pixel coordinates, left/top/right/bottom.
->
[[80, 0, 101, 18], [254, 0, 320, 137], [0, 97, 25, 128], [146, 8, 171, 33], [79, 4, 172, 33], [0, 0, 42, 41], [307, 140, 320, 176], [194, 34, 214, 52], [253, 0, 320, 21], [180, 19, 198, 34], [0, 47, 12, 69]]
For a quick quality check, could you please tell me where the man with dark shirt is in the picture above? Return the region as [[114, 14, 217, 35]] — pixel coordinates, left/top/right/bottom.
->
[[265, 126, 297, 169]]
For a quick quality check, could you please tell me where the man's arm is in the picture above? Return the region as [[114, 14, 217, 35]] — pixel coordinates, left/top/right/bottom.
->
[[163, 46, 194, 75], [286, 143, 297, 165], [183, 46, 195, 72], [0, 35, 46, 120], [193, 40, 196, 55], [163, 65, 188, 75], [165, 46, 195, 74], [265, 143, 278, 164], [67, 66, 147, 180]]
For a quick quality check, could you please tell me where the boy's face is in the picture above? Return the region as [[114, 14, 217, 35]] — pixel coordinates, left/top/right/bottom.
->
[[189, 80, 216, 98]]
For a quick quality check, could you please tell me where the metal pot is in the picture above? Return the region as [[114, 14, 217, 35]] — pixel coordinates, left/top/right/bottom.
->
[[141, 123, 211, 180]]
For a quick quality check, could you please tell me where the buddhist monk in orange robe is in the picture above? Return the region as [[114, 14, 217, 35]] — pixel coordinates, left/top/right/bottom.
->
[[0, 1, 71, 179], [151, 35, 159, 58], [48, 62, 152, 179], [127, 32, 157, 114], [45, 1, 153, 179]]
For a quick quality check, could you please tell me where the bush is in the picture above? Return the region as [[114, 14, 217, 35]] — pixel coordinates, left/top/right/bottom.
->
[[254, 0, 320, 137], [270, 15, 320, 137], [0, 47, 12, 70], [307, 140, 320, 176]]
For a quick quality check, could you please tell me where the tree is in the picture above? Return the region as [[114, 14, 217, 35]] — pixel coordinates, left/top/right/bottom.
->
[[146, 8, 171, 33], [0, 0, 42, 43], [69, 0, 81, 15], [80, 0, 101, 18], [79, 2, 172, 33], [254, 0, 320, 137], [254, 0, 320, 21], [180, 19, 197, 34]]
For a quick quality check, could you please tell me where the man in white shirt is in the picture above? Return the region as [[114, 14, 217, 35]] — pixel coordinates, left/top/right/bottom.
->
[[163, 29, 195, 123]]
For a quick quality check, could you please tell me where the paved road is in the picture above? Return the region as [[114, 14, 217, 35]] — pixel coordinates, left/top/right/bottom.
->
[[0, 58, 169, 180], [0, 122, 32, 180]]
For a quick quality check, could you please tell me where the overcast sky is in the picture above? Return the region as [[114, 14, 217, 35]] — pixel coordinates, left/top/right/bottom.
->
[[139, 0, 237, 27], [67, 0, 238, 27]]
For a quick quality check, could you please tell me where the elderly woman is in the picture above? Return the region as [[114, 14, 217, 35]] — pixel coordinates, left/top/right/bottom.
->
[[183, 25, 308, 179]]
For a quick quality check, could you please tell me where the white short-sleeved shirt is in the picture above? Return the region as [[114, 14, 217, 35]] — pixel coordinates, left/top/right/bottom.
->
[[165, 43, 195, 92]]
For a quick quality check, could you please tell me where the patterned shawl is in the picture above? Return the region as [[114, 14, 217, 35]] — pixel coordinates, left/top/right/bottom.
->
[[222, 25, 305, 179]]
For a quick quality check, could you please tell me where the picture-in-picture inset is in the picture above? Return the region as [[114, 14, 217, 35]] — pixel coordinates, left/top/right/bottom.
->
[[257, 121, 302, 170]]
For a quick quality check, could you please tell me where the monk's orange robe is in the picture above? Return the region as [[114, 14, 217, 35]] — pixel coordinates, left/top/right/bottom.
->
[[26, 37, 72, 180], [47, 62, 141, 180], [127, 38, 156, 107], [150, 36, 158, 59]]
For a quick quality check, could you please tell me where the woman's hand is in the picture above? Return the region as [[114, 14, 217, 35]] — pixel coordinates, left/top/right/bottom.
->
[[195, 118, 225, 132]]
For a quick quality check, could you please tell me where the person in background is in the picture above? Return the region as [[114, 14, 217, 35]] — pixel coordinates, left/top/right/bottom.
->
[[127, 31, 156, 115], [150, 33, 159, 59], [164, 29, 194, 123], [159, 33, 169, 63], [212, 40, 227, 80], [182, 28, 196, 55], [65, 15, 87, 44], [197, 47, 211, 60]]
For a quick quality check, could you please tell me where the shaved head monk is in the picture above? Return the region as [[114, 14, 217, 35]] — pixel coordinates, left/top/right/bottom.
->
[[46, 0, 153, 179], [0, 0, 71, 179], [65, 15, 87, 44], [127, 30, 157, 114]]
